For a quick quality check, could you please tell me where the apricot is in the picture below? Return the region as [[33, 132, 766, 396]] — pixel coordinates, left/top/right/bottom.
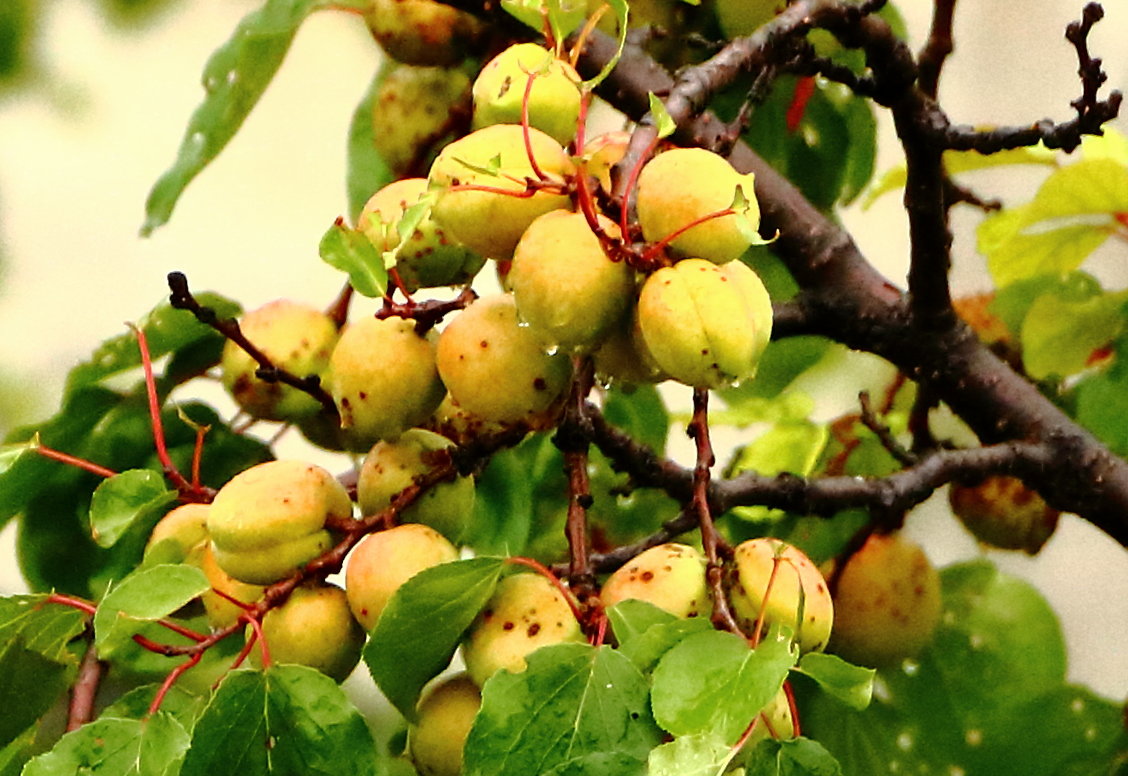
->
[[345, 524, 460, 631], [409, 673, 481, 776], [428, 125, 573, 259], [248, 582, 365, 682], [727, 538, 833, 653], [509, 210, 633, 352], [636, 147, 760, 264], [207, 460, 352, 585], [636, 258, 772, 389], [471, 43, 581, 146], [220, 299, 338, 422], [948, 476, 1060, 554], [829, 533, 942, 667], [601, 543, 710, 620], [364, 0, 484, 67], [461, 572, 584, 686], [436, 294, 571, 425], [198, 543, 265, 630], [328, 315, 447, 447], [144, 503, 210, 563], [371, 64, 471, 180], [356, 429, 475, 544]]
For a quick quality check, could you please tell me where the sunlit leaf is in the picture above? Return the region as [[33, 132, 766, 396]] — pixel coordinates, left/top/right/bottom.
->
[[319, 217, 388, 298], [1021, 289, 1128, 379], [93, 564, 210, 656], [500, 0, 587, 41], [89, 469, 178, 548], [23, 714, 189, 776], [743, 737, 842, 776], [647, 733, 735, 776], [792, 652, 874, 711], [649, 92, 676, 139]]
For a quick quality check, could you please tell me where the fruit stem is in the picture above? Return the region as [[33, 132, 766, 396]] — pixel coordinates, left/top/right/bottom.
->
[[146, 652, 203, 718], [618, 134, 660, 244], [34, 445, 117, 480], [689, 388, 742, 635], [638, 207, 737, 265], [749, 555, 783, 648], [521, 72, 548, 182]]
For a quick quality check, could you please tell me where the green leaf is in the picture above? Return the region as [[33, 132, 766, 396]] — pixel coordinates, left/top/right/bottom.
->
[[0, 640, 72, 749], [103, 684, 208, 729], [792, 652, 873, 711], [365, 557, 506, 719], [500, 0, 587, 41], [647, 733, 735, 776], [23, 714, 190, 776], [346, 61, 395, 225], [743, 737, 842, 776], [382, 192, 439, 271], [726, 421, 828, 522], [0, 726, 36, 776], [180, 666, 380, 776], [605, 598, 679, 644], [0, 439, 34, 478], [64, 293, 240, 396], [989, 271, 1102, 336], [543, 752, 648, 776], [980, 205, 1112, 287], [1021, 289, 1128, 379], [649, 92, 676, 139], [93, 564, 210, 656], [141, 0, 369, 235], [580, 0, 628, 89], [606, 600, 712, 673], [319, 217, 388, 298], [1073, 360, 1128, 456], [465, 433, 555, 556], [650, 628, 798, 744], [89, 469, 178, 548], [602, 383, 668, 455], [0, 594, 87, 660], [463, 643, 661, 776]]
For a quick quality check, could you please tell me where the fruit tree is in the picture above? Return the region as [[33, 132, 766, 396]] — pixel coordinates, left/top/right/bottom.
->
[[1, 0, 1127, 774]]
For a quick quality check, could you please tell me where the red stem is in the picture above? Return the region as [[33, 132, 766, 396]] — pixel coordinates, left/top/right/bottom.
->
[[131, 325, 194, 495], [35, 446, 116, 480]]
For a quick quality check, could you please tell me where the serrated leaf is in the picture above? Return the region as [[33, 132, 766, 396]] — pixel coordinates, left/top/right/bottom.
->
[[64, 293, 240, 396], [89, 469, 178, 548], [141, 0, 370, 235], [319, 218, 388, 298], [500, 0, 586, 41], [0, 595, 87, 661], [605, 600, 712, 673], [23, 714, 190, 776], [102, 684, 208, 729], [792, 652, 873, 711], [651, 628, 798, 744], [649, 92, 676, 139], [365, 557, 506, 719], [743, 737, 842, 776], [1021, 289, 1128, 379], [180, 666, 380, 776], [605, 598, 679, 644], [94, 564, 210, 656], [463, 643, 661, 776], [647, 733, 735, 776], [346, 61, 395, 225]]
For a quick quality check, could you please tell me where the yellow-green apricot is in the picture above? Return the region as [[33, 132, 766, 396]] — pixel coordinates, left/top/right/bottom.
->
[[637, 147, 759, 264], [248, 582, 365, 682], [358, 178, 484, 294], [727, 538, 833, 653], [220, 299, 338, 422], [208, 460, 353, 585], [471, 43, 582, 146], [948, 475, 1060, 554], [601, 543, 710, 619], [461, 572, 584, 687], [365, 0, 484, 67], [509, 210, 633, 352], [428, 124, 574, 259], [637, 258, 772, 389], [144, 503, 210, 563], [409, 673, 481, 776], [426, 393, 511, 447], [371, 64, 472, 180], [356, 429, 475, 544], [345, 524, 459, 631], [829, 533, 942, 668], [436, 294, 572, 425], [730, 688, 796, 766], [592, 309, 668, 387], [329, 315, 447, 448], [581, 130, 630, 198], [198, 543, 265, 630]]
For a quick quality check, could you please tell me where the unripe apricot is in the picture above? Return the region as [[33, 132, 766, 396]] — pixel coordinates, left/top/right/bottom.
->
[[592, 312, 667, 387], [428, 125, 574, 259], [358, 178, 484, 293], [637, 147, 759, 264], [948, 476, 1060, 554], [220, 300, 338, 422], [426, 393, 512, 447], [727, 538, 833, 653], [509, 211, 633, 352], [471, 43, 581, 146], [637, 258, 772, 389], [601, 543, 710, 619], [364, 0, 484, 67], [208, 460, 352, 585], [409, 673, 481, 776], [144, 503, 210, 563], [329, 315, 447, 447], [371, 64, 471, 180], [345, 524, 459, 631], [357, 429, 475, 544], [198, 543, 264, 630], [461, 572, 585, 686], [829, 533, 942, 668], [730, 688, 796, 766], [248, 582, 365, 682], [436, 294, 572, 425]]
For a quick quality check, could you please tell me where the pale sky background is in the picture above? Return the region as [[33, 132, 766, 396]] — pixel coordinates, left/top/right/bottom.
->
[[0, 0, 1125, 700]]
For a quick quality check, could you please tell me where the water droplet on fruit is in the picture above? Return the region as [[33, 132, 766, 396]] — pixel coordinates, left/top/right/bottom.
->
[[948, 766, 966, 776], [888, 760, 901, 773], [968, 633, 985, 649], [1084, 727, 1098, 741], [902, 659, 920, 676], [896, 732, 913, 751], [1070, 697, 1086, 713], [544, 344, 559, 356], [964, 729, 982, 747]]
